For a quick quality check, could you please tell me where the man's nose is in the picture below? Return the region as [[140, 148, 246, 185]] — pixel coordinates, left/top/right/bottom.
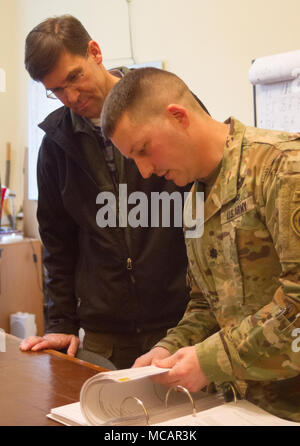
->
[[135, 159, 153, 179], [64, 87, 80, 106]]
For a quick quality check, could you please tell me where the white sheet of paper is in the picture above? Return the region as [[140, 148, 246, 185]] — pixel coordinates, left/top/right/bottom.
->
[[155, 399, 300, 426]]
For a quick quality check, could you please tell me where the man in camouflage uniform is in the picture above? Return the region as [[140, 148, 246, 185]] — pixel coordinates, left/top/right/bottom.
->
[[101, 67, 300, 422]]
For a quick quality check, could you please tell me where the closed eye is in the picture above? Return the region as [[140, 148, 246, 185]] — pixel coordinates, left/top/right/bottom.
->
[[67, 70, 82, 84], [138, 145, 147, 156]]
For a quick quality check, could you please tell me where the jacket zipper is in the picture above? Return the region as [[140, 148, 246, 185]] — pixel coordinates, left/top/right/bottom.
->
[[126, 257, 136, 284]]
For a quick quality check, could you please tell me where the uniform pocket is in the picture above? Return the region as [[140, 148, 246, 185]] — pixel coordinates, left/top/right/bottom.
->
[[236, 225, 281, 310], [204, 221, 245, 322]]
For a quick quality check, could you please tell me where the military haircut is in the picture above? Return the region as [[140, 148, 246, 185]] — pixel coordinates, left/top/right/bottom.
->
[[25, 15, 91, 81], [101, 67, 200, 140]]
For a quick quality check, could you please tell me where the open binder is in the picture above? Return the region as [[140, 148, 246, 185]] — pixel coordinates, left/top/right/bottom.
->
[[47, 365, 299, 426]]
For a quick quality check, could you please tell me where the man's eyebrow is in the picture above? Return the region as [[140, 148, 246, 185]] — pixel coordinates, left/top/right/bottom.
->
[[51, 67, 82, 90], [65, 67, 82, 82]]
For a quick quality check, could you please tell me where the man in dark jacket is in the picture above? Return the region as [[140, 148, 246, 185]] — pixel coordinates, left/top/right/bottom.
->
[[20, 15, 208, 369]]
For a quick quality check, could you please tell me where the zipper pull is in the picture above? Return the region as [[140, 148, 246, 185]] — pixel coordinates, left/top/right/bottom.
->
[[126, 258, 133, 271], [126, 258, 135, 284]]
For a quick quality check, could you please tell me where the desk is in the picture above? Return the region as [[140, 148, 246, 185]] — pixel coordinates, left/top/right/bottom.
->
[[0, 335, 107, 426]]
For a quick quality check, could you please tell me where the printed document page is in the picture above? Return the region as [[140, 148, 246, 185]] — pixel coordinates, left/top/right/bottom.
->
[[155, 399, 300, 426]]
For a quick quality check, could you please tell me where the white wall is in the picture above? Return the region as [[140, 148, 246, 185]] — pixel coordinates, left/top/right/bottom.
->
[[1, 0, 300, 234], [129, 0, 300, 124], [0, 0, 23, 216]]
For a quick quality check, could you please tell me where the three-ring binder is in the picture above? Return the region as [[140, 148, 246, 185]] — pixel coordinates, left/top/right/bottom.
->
[[80, 366, 243, 426], [165, 385, 197, 417], [118, 384, 200, 425], [113, 384, 213, 425], [120, 396, 150, 425], [116, 382, 238, 425]]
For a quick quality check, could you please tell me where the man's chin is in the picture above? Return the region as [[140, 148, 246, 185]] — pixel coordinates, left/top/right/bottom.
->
[[72, 104, 100, 119], [174, 179, 189, 187], [166, 175, 189, 187]]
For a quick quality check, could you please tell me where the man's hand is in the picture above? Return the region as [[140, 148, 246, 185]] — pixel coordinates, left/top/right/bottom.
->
[[19, 333, 80, 357], [152, 346, 209, 393], [132, 347, 171, 367]]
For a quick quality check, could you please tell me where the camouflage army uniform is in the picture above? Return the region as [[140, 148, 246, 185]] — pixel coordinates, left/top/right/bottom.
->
[[156, 118, 300, 422]]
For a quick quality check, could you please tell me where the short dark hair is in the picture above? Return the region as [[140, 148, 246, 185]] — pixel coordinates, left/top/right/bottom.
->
[[101, 67, 198, 140], [25, 15, 91, 81]]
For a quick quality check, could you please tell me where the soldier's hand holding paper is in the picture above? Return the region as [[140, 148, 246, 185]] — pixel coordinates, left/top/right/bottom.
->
[[152, 346, 209, 393]]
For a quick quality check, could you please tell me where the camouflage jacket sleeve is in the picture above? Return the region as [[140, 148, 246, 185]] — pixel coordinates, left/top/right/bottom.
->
[[158, 148, 300, 384], [155, 269, 220, 355], [196, 149, 300, 384]]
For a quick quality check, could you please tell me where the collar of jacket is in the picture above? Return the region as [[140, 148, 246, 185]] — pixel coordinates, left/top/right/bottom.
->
[[38, 105, 79, 156], [194, 117, 246, 223], [220, 117, 246, 204], [38, 106, 103, 187]]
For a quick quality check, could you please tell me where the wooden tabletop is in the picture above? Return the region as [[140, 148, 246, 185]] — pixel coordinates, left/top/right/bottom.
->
[[0, 335, 107, 426]]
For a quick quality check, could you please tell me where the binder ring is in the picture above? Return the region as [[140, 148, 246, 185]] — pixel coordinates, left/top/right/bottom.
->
[[165, 385, 197, 417], [227, 383, 237, 404], [120, 396, 150, 425]]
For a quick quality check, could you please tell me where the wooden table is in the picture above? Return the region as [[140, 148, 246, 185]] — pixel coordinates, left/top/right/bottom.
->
[[0, 335, 107, 426]]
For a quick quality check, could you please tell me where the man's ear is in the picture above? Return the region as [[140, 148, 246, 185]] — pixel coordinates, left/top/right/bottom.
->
[[87, 40, 103, 64], [166, 104, 190, 128]]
